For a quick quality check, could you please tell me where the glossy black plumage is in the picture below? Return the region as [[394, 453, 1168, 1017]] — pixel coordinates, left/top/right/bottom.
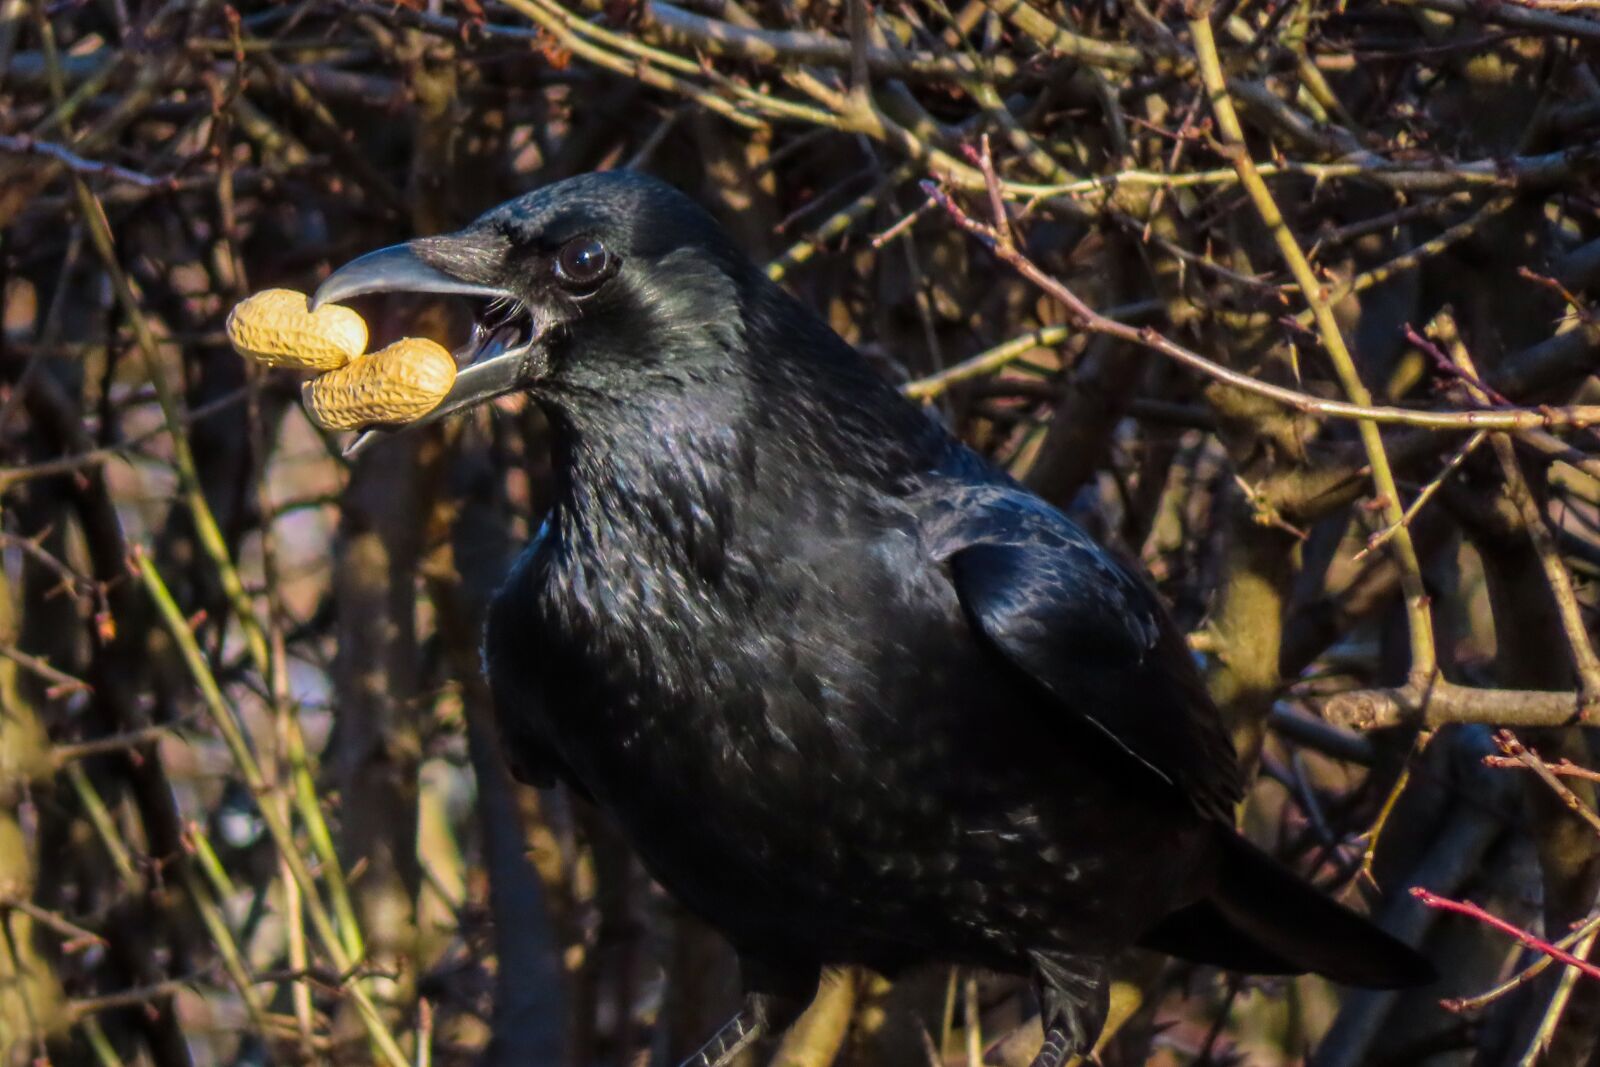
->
[[321, 170, 1434, 1060]]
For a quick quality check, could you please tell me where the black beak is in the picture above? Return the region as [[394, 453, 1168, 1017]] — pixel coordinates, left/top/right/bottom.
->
[[312, 240, 543, 458], [311, 242, 508, 309]]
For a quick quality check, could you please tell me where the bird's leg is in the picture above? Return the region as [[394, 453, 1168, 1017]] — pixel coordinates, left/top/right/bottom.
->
[[678, 996, 769, 1067], [678, 957, 817, 1067], [1028, 951, 1110, 1067]]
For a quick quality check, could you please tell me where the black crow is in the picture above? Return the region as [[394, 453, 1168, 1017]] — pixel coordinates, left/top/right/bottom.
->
[[315, 170, 1434, 1067]]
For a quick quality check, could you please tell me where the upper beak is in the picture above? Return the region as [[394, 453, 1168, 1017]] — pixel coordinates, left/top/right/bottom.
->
[[311, 242, 508, 309], [312, 240, 539, 458]]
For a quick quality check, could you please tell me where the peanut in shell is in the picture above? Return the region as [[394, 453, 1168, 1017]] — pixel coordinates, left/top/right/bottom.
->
[[227, 288, 368, 370], [302, 337, 457, 431]]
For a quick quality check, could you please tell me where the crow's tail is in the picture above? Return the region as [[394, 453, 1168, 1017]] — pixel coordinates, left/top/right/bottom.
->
[[1140, 831, 1435, 988]]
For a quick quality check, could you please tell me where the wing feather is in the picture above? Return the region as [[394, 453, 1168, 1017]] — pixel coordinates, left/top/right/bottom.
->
[[922, 484, 1242, 824]]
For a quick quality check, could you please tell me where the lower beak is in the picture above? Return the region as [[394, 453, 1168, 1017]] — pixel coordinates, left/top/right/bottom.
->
[[312, 242, 540, 457]]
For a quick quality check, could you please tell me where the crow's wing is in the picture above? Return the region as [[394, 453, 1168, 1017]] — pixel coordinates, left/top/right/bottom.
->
[[921, 482, 1242, 825]]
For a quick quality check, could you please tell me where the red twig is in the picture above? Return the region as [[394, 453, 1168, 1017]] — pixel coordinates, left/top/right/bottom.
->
[[1412, 887, 1600, 986], [1488, 730, 1600, 837], [1517, 265, 1592, 320], [1484, 755, 1600, 783], [923, 174, 1600, 432], [1403, 324, 1514, 406]]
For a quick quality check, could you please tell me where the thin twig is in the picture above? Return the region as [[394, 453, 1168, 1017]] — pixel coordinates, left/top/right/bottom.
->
[[1484, 756, 1600, 784], [0, 897, 105, 951], [67, 977, 196, 1022], [1436, 315, 1600, 708], [1414, 887, 1600, 983], [1189, 11, 1436, 683], [0, 132, 174, 188], [0, 642, 90, 696], [136, 551, 409, 1067], [53, 724, 182, 766], [1494, 731, 1600, 838], [925, 185, 1600, 429], [1354, 430, 1488, 562]]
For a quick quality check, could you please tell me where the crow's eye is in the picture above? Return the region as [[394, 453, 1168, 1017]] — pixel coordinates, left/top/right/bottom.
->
[[555, 236, 610, 290]]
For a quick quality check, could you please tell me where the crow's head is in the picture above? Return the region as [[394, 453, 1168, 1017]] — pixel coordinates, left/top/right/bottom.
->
[[315, 171, 757, 454]]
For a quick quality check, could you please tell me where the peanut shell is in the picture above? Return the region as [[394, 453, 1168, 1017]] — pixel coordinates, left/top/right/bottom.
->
[[227, 288, 368, 371], [302, 337, 457, 431]]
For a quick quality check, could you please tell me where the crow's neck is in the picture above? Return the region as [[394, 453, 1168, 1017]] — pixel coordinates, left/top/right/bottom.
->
[[544, 389, 752, 590], [540, 276, 951, 588]]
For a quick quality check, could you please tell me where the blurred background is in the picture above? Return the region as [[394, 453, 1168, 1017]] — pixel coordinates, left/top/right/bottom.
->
[[3, 0, 1600, 1064]]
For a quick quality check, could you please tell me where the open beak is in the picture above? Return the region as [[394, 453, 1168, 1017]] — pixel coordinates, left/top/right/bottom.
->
[[312, 239, 545, 458]]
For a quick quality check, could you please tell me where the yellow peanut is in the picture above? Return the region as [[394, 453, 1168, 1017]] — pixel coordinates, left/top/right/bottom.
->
[[302, 337, 457, 431], [226, 288, 368, 371]]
